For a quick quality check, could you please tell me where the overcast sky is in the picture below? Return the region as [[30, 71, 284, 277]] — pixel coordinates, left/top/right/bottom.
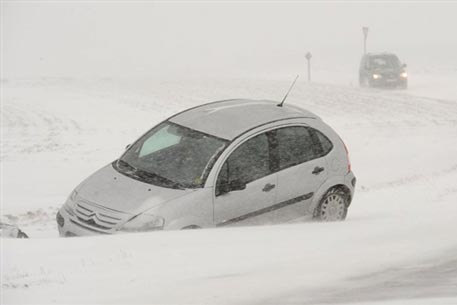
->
[[2, 2, 457, 78]]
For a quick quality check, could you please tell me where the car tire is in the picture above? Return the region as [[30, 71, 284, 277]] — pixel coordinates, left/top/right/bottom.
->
[[313, 188, 348, 221]]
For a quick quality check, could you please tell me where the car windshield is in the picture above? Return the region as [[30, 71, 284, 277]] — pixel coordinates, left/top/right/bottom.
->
[[115, 122, 228, 189], [369, 55, 400, 69]]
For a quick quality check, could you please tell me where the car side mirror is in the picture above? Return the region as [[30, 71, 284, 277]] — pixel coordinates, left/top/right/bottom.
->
[[229, 179, 246, 192]]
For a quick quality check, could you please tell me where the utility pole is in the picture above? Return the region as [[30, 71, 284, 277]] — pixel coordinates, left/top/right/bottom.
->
[[362, 26, 369, 55], [305, 52, 312, 82]]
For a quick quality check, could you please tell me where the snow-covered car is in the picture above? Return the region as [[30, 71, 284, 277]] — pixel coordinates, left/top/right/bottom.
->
[[359, 52, 408, 89], [56, 99, 356, 237]]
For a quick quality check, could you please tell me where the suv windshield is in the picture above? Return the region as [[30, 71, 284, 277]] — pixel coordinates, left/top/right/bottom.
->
[[115, 122, 228, 189], [369, 55, 400, 69]]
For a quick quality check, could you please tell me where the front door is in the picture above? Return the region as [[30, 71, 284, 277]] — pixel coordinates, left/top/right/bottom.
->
[[214, 132, 278, 227]]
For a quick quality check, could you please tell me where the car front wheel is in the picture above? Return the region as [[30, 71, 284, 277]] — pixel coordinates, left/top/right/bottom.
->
[[313, 188, 348, 221]]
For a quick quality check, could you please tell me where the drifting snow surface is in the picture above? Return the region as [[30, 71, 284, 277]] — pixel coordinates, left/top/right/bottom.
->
[[1, 75, 457, 304]]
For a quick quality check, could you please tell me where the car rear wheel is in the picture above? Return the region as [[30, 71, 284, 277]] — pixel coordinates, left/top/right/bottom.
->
[[313, 188, 348, 221]]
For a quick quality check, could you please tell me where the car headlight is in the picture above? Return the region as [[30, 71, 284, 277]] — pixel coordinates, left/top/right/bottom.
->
[[400, 72, 408, 78], [372, 74, 382, 79], [69, 190, 78, 201], [120, 214, 165, 232]]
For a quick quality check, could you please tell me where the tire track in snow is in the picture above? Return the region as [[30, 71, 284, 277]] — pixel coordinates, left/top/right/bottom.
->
[[312, 250, 457, 304], [359, 164, 457, 192], [260, 248, 457, 305]]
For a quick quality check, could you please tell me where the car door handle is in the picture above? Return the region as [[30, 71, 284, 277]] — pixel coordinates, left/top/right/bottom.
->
[[262, 183, 276, 192], [312, 166, 325, 175]]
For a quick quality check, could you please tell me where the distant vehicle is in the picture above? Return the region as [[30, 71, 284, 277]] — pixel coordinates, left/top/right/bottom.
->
[[56, 100, 356, 237], [359, 52, 408, 89]]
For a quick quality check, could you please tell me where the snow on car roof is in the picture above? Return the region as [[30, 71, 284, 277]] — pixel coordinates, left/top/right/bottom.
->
[[169, 99, 318, 140]]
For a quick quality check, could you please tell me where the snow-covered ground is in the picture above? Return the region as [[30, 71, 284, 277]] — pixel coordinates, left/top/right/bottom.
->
[[1, 73, 457, 304]]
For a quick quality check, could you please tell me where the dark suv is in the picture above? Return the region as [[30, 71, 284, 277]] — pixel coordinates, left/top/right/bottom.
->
[[359, 53, 408, 89]]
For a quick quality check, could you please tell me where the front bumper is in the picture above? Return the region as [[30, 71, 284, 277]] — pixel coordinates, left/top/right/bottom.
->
[[56, 207, 112, 237], [370, 77, 407, 87]]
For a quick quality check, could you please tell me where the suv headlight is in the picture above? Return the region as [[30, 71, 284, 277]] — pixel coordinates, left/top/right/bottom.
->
[[372, 73, 382, 79], [400, 72, 408, 78], [120, 214, 165, 232]]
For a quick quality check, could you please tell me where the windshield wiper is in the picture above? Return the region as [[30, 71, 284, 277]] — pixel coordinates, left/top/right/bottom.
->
[[135, 170, 185, 190], [117, 159, 136, 171], [116, 160, 149, 181], [116, 159, 185, 190]]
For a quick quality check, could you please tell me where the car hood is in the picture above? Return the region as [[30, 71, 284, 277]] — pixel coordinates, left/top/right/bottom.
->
[[77, 164, 194, 215]]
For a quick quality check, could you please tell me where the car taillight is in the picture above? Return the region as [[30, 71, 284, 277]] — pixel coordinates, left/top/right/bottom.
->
[[343, 142, 351, 173]]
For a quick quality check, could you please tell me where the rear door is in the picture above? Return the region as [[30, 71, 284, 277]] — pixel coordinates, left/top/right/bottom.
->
[[274, 126, 330, 221], [214, 132, 278, 227]]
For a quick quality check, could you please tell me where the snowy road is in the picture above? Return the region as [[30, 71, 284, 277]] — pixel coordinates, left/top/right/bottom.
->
[[1, 77, 457, 304]]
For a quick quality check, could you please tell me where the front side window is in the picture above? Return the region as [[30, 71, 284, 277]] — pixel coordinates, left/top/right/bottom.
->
[[116, 122, 228, 189], [216, 133, 271, 195], [226, 133, 270, 184]]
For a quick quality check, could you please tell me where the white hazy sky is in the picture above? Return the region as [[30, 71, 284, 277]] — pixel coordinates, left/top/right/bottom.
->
[[2, 1, 457, 78]]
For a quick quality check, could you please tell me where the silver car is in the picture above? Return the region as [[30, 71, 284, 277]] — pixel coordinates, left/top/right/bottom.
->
[[57, 99, 356, 236]]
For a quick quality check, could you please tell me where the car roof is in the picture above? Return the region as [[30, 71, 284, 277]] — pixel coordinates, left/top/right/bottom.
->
[[169, 99, 319, 140]]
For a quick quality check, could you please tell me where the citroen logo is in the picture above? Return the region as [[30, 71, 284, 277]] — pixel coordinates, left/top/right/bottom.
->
[[88, 212, 99, 221]]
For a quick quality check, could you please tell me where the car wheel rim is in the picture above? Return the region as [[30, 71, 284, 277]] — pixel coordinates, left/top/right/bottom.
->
[[320, 194, 345, 221]]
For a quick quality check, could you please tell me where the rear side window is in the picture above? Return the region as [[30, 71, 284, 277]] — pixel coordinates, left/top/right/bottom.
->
[[276, 126, 333, 170], [276, 127, 316, 169], [313, 129, 333, 156]]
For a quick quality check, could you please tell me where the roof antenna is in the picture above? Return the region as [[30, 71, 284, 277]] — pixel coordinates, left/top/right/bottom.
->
[[277, 74, 299, 107]]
